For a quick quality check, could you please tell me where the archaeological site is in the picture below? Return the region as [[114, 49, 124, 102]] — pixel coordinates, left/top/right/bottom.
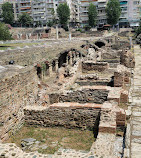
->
[[0, 30, 140, 158]]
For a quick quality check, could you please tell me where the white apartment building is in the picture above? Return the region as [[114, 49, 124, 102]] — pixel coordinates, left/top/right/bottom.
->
[[119, 0, 129, 27], [79, 0, 98, 26], [18, 0, 32, 15], [128, 0, 141, 27], [31, 0, 80, 26], [0, 0, 140, 27], [97, 0, 108, 24]]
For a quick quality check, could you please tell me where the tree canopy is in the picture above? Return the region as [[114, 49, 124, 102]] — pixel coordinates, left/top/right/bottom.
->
[[135, 21, 141, 37], [0, 22, 12, 41], [18, 13, 33, 27], [88, 3, 97, 27], [57, 3, 70, 26], [106, 0, 121, 25], [2, 2, 14, 25]]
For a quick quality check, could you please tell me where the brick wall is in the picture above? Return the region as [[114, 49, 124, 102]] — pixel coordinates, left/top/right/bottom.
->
[[0, 67, 38, 142], [49, 89, 109, 104], [24, 103, 101, 130], [82, 61, 109, 72]]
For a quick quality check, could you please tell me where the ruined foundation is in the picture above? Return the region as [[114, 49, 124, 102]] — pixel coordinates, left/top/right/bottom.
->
[[0, 36, 135, 157]]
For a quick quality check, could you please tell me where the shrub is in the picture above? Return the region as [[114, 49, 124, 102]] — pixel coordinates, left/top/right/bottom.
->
[[0, 22, 12, 41]]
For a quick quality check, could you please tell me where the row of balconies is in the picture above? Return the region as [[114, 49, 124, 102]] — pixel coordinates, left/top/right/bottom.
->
[[32, 4, 46, 8]]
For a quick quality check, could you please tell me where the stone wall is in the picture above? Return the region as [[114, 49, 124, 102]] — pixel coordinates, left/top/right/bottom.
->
[[0, 67, 38, 142], [120, 50, 135, 68], [24, 103, 101, 130], [49, 89, 109, 104], [82, 61, 109, 72], [114, 65, 131, 87], [24, 102, 126, 132]]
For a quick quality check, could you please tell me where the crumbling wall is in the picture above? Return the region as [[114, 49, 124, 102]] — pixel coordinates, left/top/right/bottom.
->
[[82, 61, 109, 72], [24, 103, 101, 130], [114, 65, 131, 87], [120, 50, 135, 68], [0, 67, 38, 142], [49, 89, 109, 104]]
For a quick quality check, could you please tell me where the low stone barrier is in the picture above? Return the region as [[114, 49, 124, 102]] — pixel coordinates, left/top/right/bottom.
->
[[24, 103, 101, 130], [82, 61, 109, 72], [49, 88, 109, 104]]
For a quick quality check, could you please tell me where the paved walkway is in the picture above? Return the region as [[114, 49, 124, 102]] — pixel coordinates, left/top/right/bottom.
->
[[130, 45, 141, 158]]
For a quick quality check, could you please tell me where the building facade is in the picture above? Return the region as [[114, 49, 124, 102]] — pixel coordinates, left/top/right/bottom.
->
[[79, 0, 98, 26], [0, 0, 140, 27], [119, 0, 129, 27], [128, 0, 141, 27], [97, 0, 108, 25], [31, 0, 78, 26], [18, 0, 32, 15]]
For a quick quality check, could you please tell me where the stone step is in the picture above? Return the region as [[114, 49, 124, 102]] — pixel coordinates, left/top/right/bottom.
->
[[132, 111, 141, 117]]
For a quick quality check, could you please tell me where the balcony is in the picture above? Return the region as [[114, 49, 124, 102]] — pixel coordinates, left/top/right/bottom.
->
[[98, 4, 106, 8], [32, 4, 45, 8]]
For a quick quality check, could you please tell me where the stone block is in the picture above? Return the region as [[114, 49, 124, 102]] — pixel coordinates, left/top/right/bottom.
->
[[120, 90, 128, 103]]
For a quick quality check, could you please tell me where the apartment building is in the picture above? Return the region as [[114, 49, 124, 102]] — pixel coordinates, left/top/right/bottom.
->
[[19, 0, 32, 15], [128, 0, 140, 27], [118, 0, 129, 27], [31, 0, 80, 26], [97, 0, 108, 24], [32, 0, 47, 25], [79, 0, 98, 26]]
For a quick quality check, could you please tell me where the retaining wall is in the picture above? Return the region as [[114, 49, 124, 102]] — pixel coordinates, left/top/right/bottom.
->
[[24, 103, 101, 130], [49, 88, 109, 104], [82, 61, 109, 72], [0, 67, 38, 141]]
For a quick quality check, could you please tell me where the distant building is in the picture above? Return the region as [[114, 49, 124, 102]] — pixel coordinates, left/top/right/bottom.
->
[[18, 0, 32, 15], [0, 0, 140, 27], [128, 0, 140, 27], [119, 0, 129, 27], [97, 0, 108, 25], [79, 0, 98, 27]]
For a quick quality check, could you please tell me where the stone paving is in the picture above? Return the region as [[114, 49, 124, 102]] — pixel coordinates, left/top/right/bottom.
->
[[0, 142, 95, 158], [130, 45, 141, 158]]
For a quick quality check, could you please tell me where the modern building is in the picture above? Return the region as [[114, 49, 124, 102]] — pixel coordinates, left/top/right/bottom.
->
[[79, 0, 98, 27], [0, 0, 140, 27], [31, 0, 80, 26], [97, 0, 108, 25], [32, 0, 47, 25], [118, 0, 129, 27], [128, 0, 141, 27], [18, 0, 32, 15]]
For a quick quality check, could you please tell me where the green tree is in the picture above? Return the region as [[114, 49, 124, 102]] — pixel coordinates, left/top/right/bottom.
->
[[135, 21, 141, 37], [106, 0, 121, 25], [47, 20, 54, 27], [18, 13, 33, 27], [2, 2, 14, 25], [88, 3, 97, 27], [0, 22, 12, 41], [57, 3, 70, 27]]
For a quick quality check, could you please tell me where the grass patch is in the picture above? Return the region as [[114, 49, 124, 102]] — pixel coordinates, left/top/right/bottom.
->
[[6, 126, 95, 154], [0, 42, 44, 50]]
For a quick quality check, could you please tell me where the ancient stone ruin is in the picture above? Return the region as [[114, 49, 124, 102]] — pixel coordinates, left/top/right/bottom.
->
[[0, 36, 135, 158]]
